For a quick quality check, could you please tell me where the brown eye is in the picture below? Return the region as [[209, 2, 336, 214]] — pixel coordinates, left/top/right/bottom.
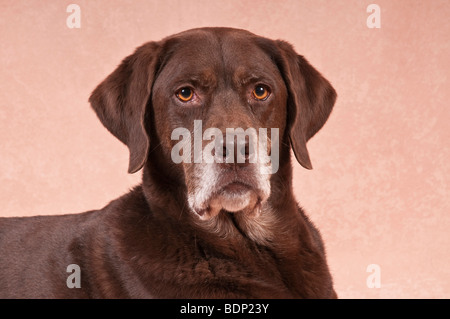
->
[[176, 87, 194, 102], [252, 85, 270, 100]]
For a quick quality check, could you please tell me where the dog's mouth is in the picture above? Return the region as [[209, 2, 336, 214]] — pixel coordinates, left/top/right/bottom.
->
[[195, 181, 263, 220], [220, 181, 252, 197]]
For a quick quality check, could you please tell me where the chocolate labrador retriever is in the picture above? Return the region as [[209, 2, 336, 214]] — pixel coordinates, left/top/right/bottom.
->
[[0, 27, 337, 298]]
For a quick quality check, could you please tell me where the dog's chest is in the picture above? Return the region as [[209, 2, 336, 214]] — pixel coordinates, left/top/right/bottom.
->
[[147, 241, 298, 298]]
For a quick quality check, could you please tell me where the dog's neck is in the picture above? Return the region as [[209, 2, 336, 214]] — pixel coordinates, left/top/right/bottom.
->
[[140, 151, 299, 246]]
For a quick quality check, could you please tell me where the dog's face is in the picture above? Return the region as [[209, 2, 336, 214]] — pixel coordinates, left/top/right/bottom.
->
[[89, 28, 336, 221], [151, 30, 288, 220]]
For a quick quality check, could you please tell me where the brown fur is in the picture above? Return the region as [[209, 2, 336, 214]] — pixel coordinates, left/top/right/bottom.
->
[[0, 27, 337, 298]]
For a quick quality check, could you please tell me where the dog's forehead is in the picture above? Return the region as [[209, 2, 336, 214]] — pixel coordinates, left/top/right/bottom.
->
[[161, 29, 279, 81]]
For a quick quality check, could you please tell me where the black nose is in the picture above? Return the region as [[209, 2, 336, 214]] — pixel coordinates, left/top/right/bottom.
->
[[215, 132, 254, 166]]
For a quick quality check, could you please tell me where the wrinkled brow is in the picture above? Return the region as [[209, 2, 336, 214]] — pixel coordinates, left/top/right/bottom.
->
[[173, 68, 218, 89], [233, 66, 277, 87]]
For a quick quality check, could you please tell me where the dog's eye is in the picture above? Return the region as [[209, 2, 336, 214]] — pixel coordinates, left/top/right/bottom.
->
[[176, 87, 194, 102], [252, 85, 270, 101]]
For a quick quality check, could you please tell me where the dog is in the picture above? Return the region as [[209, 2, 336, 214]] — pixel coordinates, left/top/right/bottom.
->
[[0, 27, 337, 298]]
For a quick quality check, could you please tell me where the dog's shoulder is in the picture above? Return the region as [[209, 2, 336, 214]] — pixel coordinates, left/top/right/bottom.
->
[[295, 205, 327, 255]]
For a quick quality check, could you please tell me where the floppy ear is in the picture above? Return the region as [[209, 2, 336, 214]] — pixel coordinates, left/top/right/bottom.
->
[[276, 41, 337, 170], [89, 42, 161, 174]]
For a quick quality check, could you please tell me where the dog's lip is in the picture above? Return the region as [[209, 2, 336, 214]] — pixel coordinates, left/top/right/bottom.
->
[[219, 181, 252, 195], [194, 181, 257, 218]]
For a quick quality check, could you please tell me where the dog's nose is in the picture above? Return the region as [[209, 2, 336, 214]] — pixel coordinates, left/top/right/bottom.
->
[[215, 132, 255, 166]]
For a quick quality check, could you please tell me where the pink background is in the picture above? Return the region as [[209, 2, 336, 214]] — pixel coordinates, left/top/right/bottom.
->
[[1, 0, 449, 298]]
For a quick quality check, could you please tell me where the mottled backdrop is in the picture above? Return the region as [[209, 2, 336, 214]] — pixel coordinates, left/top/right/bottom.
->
[[0, 0, 449, 298]]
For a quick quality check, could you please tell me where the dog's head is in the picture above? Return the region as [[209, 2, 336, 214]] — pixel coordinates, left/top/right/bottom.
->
[[89, 28, 336, 221]]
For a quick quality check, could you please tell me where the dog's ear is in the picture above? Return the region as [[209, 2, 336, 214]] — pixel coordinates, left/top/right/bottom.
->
[[275, 40, 337, 169], [89, 42, 161, 174]]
